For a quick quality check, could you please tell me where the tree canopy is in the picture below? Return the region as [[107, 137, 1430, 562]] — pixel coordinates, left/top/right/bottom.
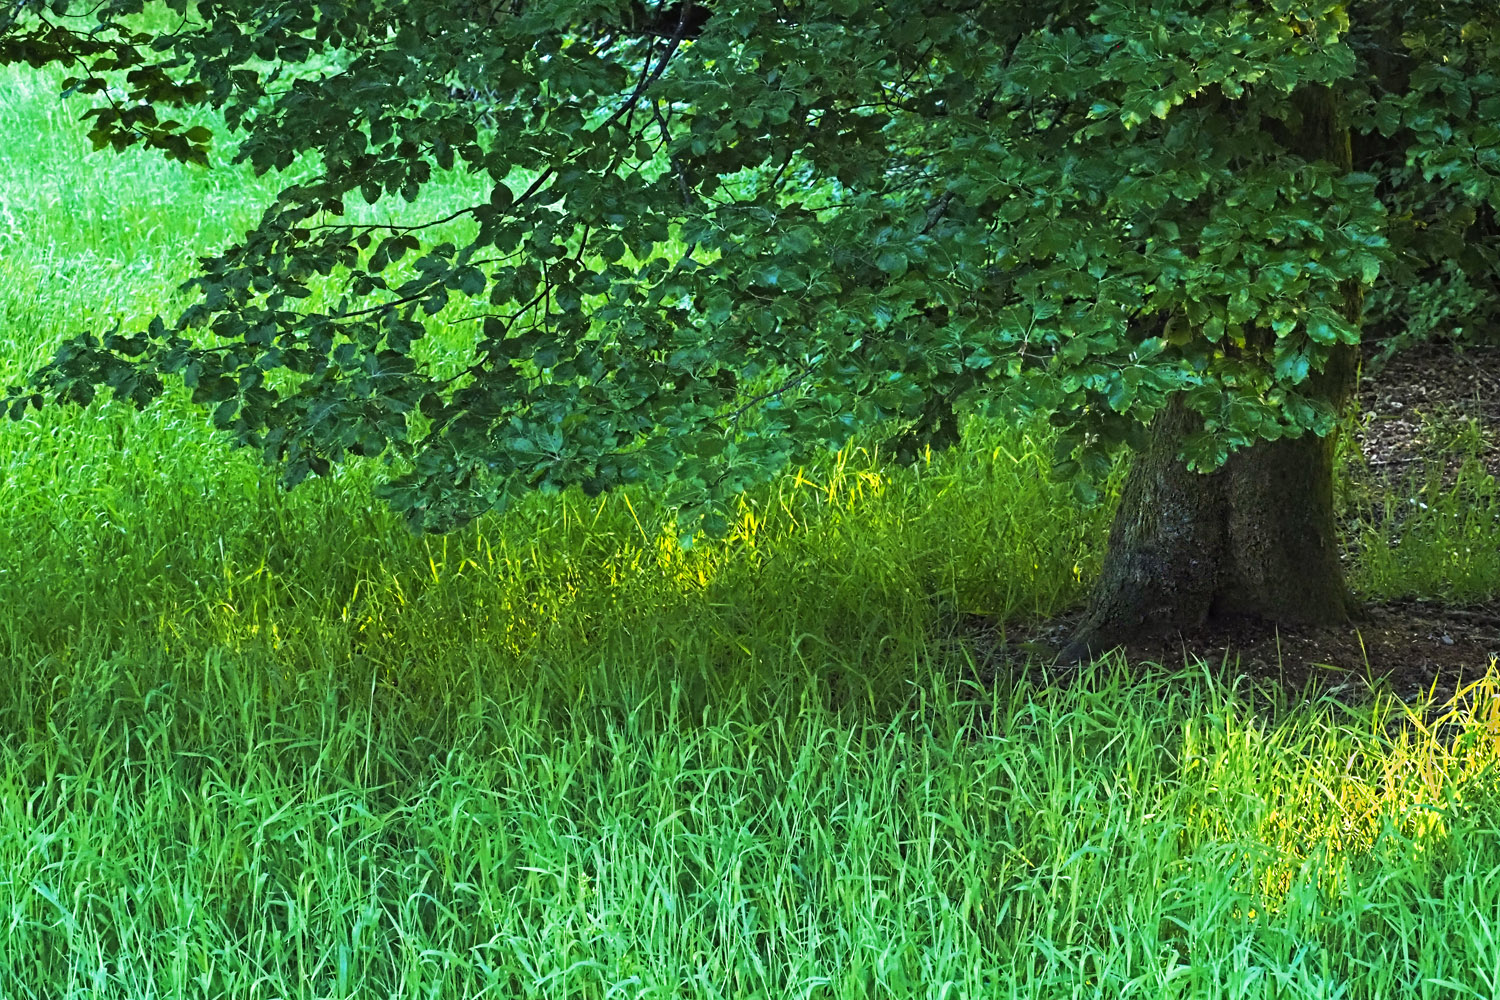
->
[[3, 0, 1498, 535]]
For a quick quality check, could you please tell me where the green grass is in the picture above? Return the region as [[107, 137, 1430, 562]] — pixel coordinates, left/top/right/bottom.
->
[[2, 60, 1500, 999], [1344, 413, 1500, 603], [6, 656, 1500, 999]]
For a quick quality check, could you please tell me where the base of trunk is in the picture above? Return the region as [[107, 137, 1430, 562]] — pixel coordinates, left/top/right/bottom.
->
[[1059, 399, 1357, 664]]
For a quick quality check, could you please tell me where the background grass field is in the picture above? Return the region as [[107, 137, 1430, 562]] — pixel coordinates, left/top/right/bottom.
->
[[3, 59, 1500, 999]]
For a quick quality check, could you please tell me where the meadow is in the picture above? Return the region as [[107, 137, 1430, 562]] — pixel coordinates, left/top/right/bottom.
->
[[2, 59, 1500, 998]]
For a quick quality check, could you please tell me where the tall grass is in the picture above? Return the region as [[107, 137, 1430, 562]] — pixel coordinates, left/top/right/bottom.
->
[[2, 57, 1499, 999], [5, 653, 1500, 999]]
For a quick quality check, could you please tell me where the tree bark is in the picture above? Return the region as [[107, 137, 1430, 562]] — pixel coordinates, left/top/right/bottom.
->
[[1058, 396, 1356, 662], [1059, 85, 1364, 663]]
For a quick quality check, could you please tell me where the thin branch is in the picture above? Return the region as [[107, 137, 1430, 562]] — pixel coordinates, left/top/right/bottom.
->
[[920, 192, 953, 235], [309, 204, 478, 235], [726, 366, 812, 424], [597, 0, 692, 136]]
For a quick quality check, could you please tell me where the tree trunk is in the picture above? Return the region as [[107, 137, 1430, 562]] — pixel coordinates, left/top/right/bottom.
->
[[1058, 397, 1356, 662], [1059, 85, 1363, 663]]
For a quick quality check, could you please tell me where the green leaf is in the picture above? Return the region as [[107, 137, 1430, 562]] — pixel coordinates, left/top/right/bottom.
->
[[1273, 350, 1310, 384], [11, 0, 1481, 541], [875, 248, 908, 277], [1303, 310, 1342, 345]]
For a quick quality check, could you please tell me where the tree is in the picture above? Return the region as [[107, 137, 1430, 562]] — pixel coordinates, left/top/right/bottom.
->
[[3, 0, 1497, 658]]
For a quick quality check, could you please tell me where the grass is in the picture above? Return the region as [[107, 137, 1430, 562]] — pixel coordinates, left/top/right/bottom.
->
[[2, 57, 1499, 999], [6, 657, 1500, 999], [1345, 413, 1500, 604]]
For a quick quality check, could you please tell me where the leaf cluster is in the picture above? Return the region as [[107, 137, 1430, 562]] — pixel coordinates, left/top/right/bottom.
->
[[3, 0, 1498, 530]]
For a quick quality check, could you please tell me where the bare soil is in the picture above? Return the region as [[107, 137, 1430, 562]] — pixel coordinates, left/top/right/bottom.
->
[[1353, 339, 1500, 485], [957, 340, 1500, 709]]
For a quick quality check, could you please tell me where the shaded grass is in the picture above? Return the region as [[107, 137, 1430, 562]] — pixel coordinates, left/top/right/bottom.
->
[[2, 56, 1500, 1000], [1344, 415, 1500, 603]]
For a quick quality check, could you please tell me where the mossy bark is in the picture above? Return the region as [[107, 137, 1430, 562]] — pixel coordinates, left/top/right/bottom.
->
[[1060, 86, 1363, 663]]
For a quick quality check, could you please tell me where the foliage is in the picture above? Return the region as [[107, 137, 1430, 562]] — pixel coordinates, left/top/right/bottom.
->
[[1351, 3, 1500, 361], [2, 0, 1498, 532]]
